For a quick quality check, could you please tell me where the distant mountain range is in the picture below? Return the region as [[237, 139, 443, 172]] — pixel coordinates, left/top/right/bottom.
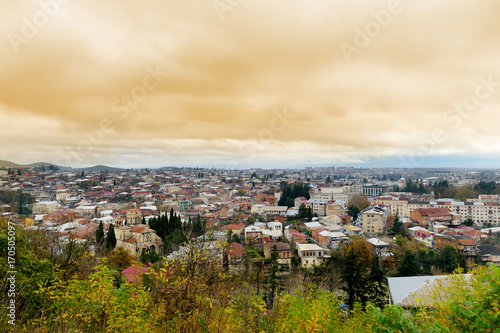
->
[[0, 160, 125, 172]]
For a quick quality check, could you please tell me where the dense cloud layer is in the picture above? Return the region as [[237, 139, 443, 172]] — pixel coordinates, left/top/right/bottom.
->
[[1, 0, 499, 168]]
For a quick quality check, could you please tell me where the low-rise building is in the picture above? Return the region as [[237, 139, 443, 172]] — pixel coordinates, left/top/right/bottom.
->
[[296, 243, 330, 268]]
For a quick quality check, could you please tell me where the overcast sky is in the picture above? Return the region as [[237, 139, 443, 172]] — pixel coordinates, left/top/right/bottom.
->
[[1, 0, 500, 169]]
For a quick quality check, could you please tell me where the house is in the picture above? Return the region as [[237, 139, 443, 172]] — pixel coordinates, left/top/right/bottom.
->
[[75, 205, 98, 218], [263, 242, 293, 265], [344, 225, 363, 236], [303, 221, 324, 231], [294, 197, 308, 208], [408, 226, 435, 248], [477, 245, 500, 265], [315, 230, 349, 248], [284, 228, 307, 244], [456, 238, 477, 256], [32, 201, 59, 214], [410, 207, 461, 227], [227, 242, 246, 264], [325, 200, 344, 216], [244, 225, 263, 244], [462, 229, 487, 243], [366, 238, 391, 258], [305, 199, 330, 216], [296, 243, 330, 268], [220, 222, 246, 237], [263, 206, 288, 217]]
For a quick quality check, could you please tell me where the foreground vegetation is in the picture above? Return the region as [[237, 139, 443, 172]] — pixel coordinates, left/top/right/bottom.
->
[[1, 219, 500, 332]]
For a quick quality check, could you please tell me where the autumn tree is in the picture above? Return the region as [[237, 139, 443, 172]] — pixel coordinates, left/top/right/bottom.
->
[[339, 237, 373, 309], [108, 247, 134, 272]]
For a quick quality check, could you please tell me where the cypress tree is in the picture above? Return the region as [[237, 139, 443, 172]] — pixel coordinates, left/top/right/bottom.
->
[[96, 221, 104, 246], [106, 224, 117, 250]]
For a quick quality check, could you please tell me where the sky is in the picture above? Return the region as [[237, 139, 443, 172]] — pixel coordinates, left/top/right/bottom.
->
[[1, 0, 500, 169]]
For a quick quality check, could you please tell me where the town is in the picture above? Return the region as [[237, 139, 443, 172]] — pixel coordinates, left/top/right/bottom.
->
[[2, 162, 500, 331], [2, 163, 500, 269]]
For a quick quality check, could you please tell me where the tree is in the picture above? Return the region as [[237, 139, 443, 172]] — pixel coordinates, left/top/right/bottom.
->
[[367, 256, 387, 307], [106, 224, 117, 251], [397, 249, 420, 276], [108, 247, 134, 272], [297, 204, 313, 221], [463, 218, 474, 227], [391, 215, 406, 236], [348, 205, 361, 221], [96, 221, 104, 248], [339, 238, 373, 309], [263, 245, 288, 309], [348, 194, 369, 212]]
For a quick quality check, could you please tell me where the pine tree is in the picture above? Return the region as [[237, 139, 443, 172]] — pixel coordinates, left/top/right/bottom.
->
[[367, 256, 387, 307], [397, 249, 420, 276], [106, 224, 117, 251], [96, 221, 104, 247], [264, 245, 288, 309]]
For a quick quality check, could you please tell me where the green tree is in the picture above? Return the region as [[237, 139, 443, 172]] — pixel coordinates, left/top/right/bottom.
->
[[367, 256, 387, 307], [463, 218, 474, 227], [264, 245, 288, 309], [397, 249, 420, 276], [348, 205, 360, 221], [105, 224, 117, 251], [339, 238, 373, 309], [96, 221, 104, 249]]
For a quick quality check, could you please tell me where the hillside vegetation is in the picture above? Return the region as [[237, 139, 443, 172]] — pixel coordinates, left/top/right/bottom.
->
[[1, 219, 499, 332]]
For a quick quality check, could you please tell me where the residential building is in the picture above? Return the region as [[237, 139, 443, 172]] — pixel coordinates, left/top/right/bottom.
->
[[296, 243, 331, 268], [362, 205, 389, 235], [410, 207, 461, 227], [366, 237, 391, 258], [373, 196, 410, 217]]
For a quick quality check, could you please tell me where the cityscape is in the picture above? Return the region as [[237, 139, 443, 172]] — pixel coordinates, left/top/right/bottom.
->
[[2, 0, 500, 332]]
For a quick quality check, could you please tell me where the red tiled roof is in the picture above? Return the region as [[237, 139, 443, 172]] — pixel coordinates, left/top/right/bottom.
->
[[458, 239, 477, 246], [131, 226, 147, 233], [227, 242, 246, 258], [124, 237, 137, 244], [416, 207, 453, 217]]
